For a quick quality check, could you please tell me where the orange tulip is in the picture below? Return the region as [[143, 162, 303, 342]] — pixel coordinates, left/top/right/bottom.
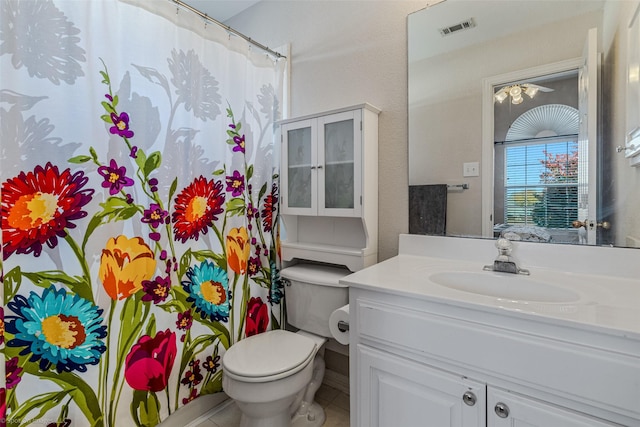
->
[[99, 235, 157, 300], [226, 227, 250, 274]]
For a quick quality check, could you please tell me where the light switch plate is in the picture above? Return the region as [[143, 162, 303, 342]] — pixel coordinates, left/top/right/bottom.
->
[[463, 162, 480, 177]]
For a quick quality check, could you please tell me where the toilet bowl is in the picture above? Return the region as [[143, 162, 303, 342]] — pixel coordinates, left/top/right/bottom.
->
[[222, 263, 350, 427]]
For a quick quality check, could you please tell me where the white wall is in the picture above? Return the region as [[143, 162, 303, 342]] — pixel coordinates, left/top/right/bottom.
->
[[227, 0, 426, 261]]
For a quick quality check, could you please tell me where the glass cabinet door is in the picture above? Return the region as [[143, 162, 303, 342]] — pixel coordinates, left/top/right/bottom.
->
[[282, 120, 316, 214], [318, 110, 362, 216]]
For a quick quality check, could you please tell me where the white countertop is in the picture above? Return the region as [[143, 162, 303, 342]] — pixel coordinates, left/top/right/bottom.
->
[[341, 235, 640, 339]]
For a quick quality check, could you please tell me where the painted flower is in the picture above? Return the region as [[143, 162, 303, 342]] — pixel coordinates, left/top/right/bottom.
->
[[141, 275, 171, 304], [261, 183, 278, 232], [226, 227, 250, 275], [225, 170, 245, 197], [176, 310, 193, 331], [1, 162, 94, 260], [124, 329, 177, 392], [6, 357, 23, 389], [245, 297, 269, 337], [5, 286, 107, 373], [182, 260, 230, 322], [181, 359, 203, 387], [172, 177, 225, 243], [97, 159, 135, 195], [203, 354, 220, 373], [109, 112, 134, 138], [248, 255, 261, 276], [141, 203, 168, 228], [46, 419, 71, 427], [232, 134, 245, 154], [268, 260, 284, 305], [99, 235, 157, 300]]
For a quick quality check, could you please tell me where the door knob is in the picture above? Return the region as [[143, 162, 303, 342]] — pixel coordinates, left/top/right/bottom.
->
[[462, 391, 477, 406], [494, 402, 510, 418], [572, 220, 611, 230]]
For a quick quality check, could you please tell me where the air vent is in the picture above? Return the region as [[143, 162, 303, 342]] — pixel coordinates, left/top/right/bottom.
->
[[439, 18, 476, 36]]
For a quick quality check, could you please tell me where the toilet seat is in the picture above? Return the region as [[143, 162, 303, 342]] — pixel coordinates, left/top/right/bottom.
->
[[223, 330, 317, 382]]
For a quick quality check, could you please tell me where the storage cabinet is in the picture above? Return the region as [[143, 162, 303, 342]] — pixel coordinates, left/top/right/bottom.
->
[[279, 104, 380, 271], [356, 344, 485, 427], [349, 289, 638, 427], [282, 109, 363, 217]]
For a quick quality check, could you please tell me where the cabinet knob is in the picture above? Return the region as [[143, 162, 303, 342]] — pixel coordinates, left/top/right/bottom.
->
[[494, 402, 510, 419], [462, 391, 477, 406]]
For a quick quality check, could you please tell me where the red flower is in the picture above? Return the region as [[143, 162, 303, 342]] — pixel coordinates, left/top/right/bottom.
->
[[124, 329, 177, 392], [1, 163, 94, 260], [261, 183, 278, 233], [172, 177, 225, 243], [245, 297, 269, 337]]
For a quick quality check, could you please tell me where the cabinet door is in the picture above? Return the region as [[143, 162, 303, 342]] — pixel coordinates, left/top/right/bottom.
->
[[281, 119, 317, 215], [488, 388, 619, 427], [317, 110, 362, 217], [355, 345, 485, 427]]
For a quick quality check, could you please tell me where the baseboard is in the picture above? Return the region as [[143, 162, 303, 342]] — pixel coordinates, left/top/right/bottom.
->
[[323, 369, 350, 395], [158, 392, 230, 427]]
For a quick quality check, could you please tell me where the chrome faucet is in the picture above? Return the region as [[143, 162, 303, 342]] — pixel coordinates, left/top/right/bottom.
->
[[483, 237, 530, 275]]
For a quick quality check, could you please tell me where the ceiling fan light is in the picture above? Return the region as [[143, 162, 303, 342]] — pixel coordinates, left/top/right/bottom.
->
[[509, 85, 522, 97], [494, 91, 508, 103], [524, 86, 539, 98]]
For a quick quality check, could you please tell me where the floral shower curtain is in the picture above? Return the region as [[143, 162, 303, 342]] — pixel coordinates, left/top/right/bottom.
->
[[0, 0, 287, 425]]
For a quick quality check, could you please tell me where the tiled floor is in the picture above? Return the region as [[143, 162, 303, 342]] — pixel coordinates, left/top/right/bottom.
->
[[195, 383, 350, 427]]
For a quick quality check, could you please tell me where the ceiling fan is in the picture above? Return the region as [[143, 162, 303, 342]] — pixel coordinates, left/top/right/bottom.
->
[[494, 83, 554, 104]]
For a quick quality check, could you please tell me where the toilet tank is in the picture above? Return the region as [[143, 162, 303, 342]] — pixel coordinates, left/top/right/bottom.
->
[[280, 263, 350, 338]]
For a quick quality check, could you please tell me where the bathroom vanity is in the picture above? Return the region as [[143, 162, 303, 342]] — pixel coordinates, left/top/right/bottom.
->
[[343, 235, 640, 426]]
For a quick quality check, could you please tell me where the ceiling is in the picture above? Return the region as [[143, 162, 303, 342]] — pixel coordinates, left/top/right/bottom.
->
[[181, 0, 262, 22]]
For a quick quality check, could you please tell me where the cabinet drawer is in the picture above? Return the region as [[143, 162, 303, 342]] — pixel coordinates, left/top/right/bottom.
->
[[355, 298, 640, 420]]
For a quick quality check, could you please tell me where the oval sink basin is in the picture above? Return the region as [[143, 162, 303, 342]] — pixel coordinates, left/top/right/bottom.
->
[[429, 271, 580, 303]]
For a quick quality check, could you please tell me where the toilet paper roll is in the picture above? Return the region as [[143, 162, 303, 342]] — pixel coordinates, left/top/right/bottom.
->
[[329, 304, 350, 345]]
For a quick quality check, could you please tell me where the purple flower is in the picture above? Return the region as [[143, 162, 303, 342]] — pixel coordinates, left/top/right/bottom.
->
[[142, 203, 168, 228], [6, 357, 23, 389], [225, 170, 245, 197], [141, 275, 172, 304], [130, 146, 138, 158], [110, 112, 134, 138], [232, 135, 245, 153], [97, 159, 135, 195]]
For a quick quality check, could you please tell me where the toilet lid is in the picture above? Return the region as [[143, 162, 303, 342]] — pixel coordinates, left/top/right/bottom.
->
[[223, 330, 317, 379]]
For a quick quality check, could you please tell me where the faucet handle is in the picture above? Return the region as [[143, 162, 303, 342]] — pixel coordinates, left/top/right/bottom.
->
[[495, 237, 512, 256]]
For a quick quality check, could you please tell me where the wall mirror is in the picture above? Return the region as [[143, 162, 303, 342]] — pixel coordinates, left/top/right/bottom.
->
[[408, 0, 640, 248]]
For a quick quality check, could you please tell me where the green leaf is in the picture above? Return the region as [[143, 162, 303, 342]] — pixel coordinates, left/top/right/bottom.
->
[[20, 364, 104, 427], [101, 114, 112, 124], [200, 370, 223, 396], [225, 197, 246, 216], [144, 151, 162, 177], [90, 147, 99, 163], [101, 101, 115, 114], [4, 266, 22, 303], [213, 169, 225, 175], [131, 390, 160, 427], [168, 177, 178, 201], [9, 390, 71, 427], [258, 182, 268, 200], [135, 149, 148, 172], [246, 165, 254, 181], [68, 155, 92, 164], [22, 271, 94, 303], [112, 94, 119, 108], [178, 249, 193, 280]]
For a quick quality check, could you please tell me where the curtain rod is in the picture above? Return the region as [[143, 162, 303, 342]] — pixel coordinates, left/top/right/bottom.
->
[[170, 0, 286, 59]]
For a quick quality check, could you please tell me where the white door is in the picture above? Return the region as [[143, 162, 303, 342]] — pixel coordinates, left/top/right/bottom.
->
[[577, 27, 599, 244], [488, 388, 618, 427], [355, 345, 486, 427]]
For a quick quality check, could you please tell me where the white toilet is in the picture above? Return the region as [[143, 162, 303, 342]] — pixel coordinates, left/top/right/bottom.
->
[[222, 263, 350, 427]]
